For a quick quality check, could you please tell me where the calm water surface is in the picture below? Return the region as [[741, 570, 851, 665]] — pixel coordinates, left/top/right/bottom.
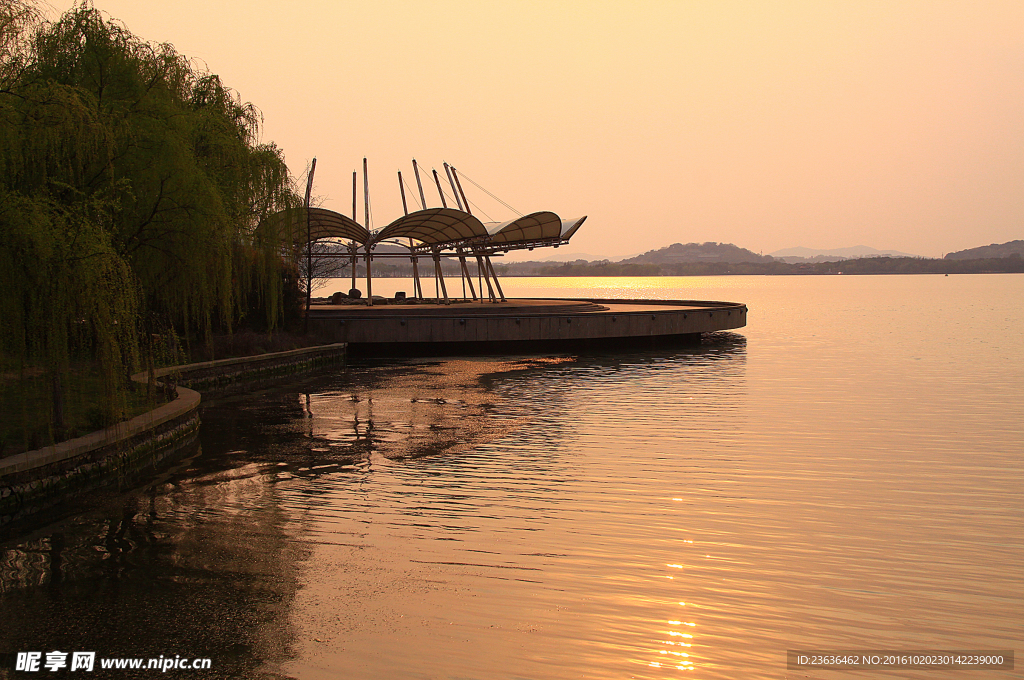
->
[[1, 275, 1021, 679]]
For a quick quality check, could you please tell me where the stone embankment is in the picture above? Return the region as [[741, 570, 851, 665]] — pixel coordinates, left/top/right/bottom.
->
[[0, 343, 346, 525]]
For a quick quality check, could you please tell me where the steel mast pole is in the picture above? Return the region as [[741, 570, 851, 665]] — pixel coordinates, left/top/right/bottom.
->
[[475, 252, 496, 301], [457, 248, 477, 300], [438, 253, 449, 302], [398, 171, 423, 299], [398, 171, 408, 215], [363, 157, 372, 306], [412, 159, 427, 209], [431, 169, 448, 208], [449, 167, 486, 298], [350, 171, 357, 293], [450, 166, 471, 215], [303, 157, 316, 332], [433, 250, 449, 303], [444, 163, 464, 211], [486, 256, 506, 301], [413, 160, 439, 302]]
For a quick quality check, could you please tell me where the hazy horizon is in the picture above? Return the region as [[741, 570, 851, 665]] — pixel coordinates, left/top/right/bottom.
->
[[49, 0, 1023, 259], [497, 242, 930, 263]]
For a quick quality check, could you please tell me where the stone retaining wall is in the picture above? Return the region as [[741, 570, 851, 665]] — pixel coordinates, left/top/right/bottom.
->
[[0, 343, 346, 526], [156, 343, 347, 395]]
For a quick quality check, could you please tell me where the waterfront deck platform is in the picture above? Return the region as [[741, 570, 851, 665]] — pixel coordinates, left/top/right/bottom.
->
[[308, 298, 747, 355]]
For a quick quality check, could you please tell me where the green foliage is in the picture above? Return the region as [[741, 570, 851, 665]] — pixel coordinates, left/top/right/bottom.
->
[[0, 0, 300, 449]]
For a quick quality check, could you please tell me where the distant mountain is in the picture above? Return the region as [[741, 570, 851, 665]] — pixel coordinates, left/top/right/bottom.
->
[[770, 245, 920, 260], [499, 250, 641, 263], [536, 251, 613, 262], [944, 240, 1024, 260], [774, 254, 856, 264], [622, 242, 773, 265]]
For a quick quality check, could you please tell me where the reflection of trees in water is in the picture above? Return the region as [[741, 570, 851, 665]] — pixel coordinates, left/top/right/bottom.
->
[[198, 359, 543, 481], [233, 336, 748, 488], [0, 468, 306, 678]]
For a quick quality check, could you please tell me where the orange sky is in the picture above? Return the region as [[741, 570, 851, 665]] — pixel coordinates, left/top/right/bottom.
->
[[52, 1, 1023, 258]]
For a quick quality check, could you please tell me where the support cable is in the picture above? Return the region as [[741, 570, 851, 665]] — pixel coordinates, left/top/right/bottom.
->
[[464, 197, 495, 222], [447, 166, 523, 217], [430, 168, 496, 222], [402, 176, 424, 210]]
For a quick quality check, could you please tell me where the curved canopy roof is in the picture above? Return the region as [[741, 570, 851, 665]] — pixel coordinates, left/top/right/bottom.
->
[[264, 206, 585, 252], [560, 216, 587, 240], [265, 207, 369, 246], [309, 208, 369, 243], [485, 211, 562, 246], [375, 208, 488, 248]]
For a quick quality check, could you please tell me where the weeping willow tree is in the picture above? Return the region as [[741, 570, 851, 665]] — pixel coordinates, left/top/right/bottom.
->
[[0, 0, 301, 451]]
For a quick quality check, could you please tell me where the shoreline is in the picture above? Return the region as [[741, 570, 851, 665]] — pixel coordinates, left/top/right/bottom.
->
[[0, 344, 347, 530]]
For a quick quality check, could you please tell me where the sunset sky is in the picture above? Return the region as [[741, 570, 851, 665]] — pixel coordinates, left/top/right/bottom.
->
[[51, 0, 1023, 259]]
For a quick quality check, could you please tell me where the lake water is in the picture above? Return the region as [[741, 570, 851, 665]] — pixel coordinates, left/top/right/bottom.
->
[[1, 275, 1021, 679]]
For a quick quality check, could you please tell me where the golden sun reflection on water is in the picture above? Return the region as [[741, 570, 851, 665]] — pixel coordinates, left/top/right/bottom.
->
[[656, 613, 696, 671], [646, 554, 699, 674]]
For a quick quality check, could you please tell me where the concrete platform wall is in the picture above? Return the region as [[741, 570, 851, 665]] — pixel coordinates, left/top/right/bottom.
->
[[310, 299, 747, 346]]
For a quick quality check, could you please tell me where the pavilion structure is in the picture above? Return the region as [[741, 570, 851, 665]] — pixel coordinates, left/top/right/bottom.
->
[[263, 159, 586, 306]]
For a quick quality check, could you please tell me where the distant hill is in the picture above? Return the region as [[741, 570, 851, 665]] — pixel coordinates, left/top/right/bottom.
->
[[536, 251, 603, 262], [770, 245, 920, 261], [622, 242, 773, 265], [944, 240, 1024, 260], [498, 250, 641, 263], [774, 254, 856, 264], [533, 251, 639, 263]]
